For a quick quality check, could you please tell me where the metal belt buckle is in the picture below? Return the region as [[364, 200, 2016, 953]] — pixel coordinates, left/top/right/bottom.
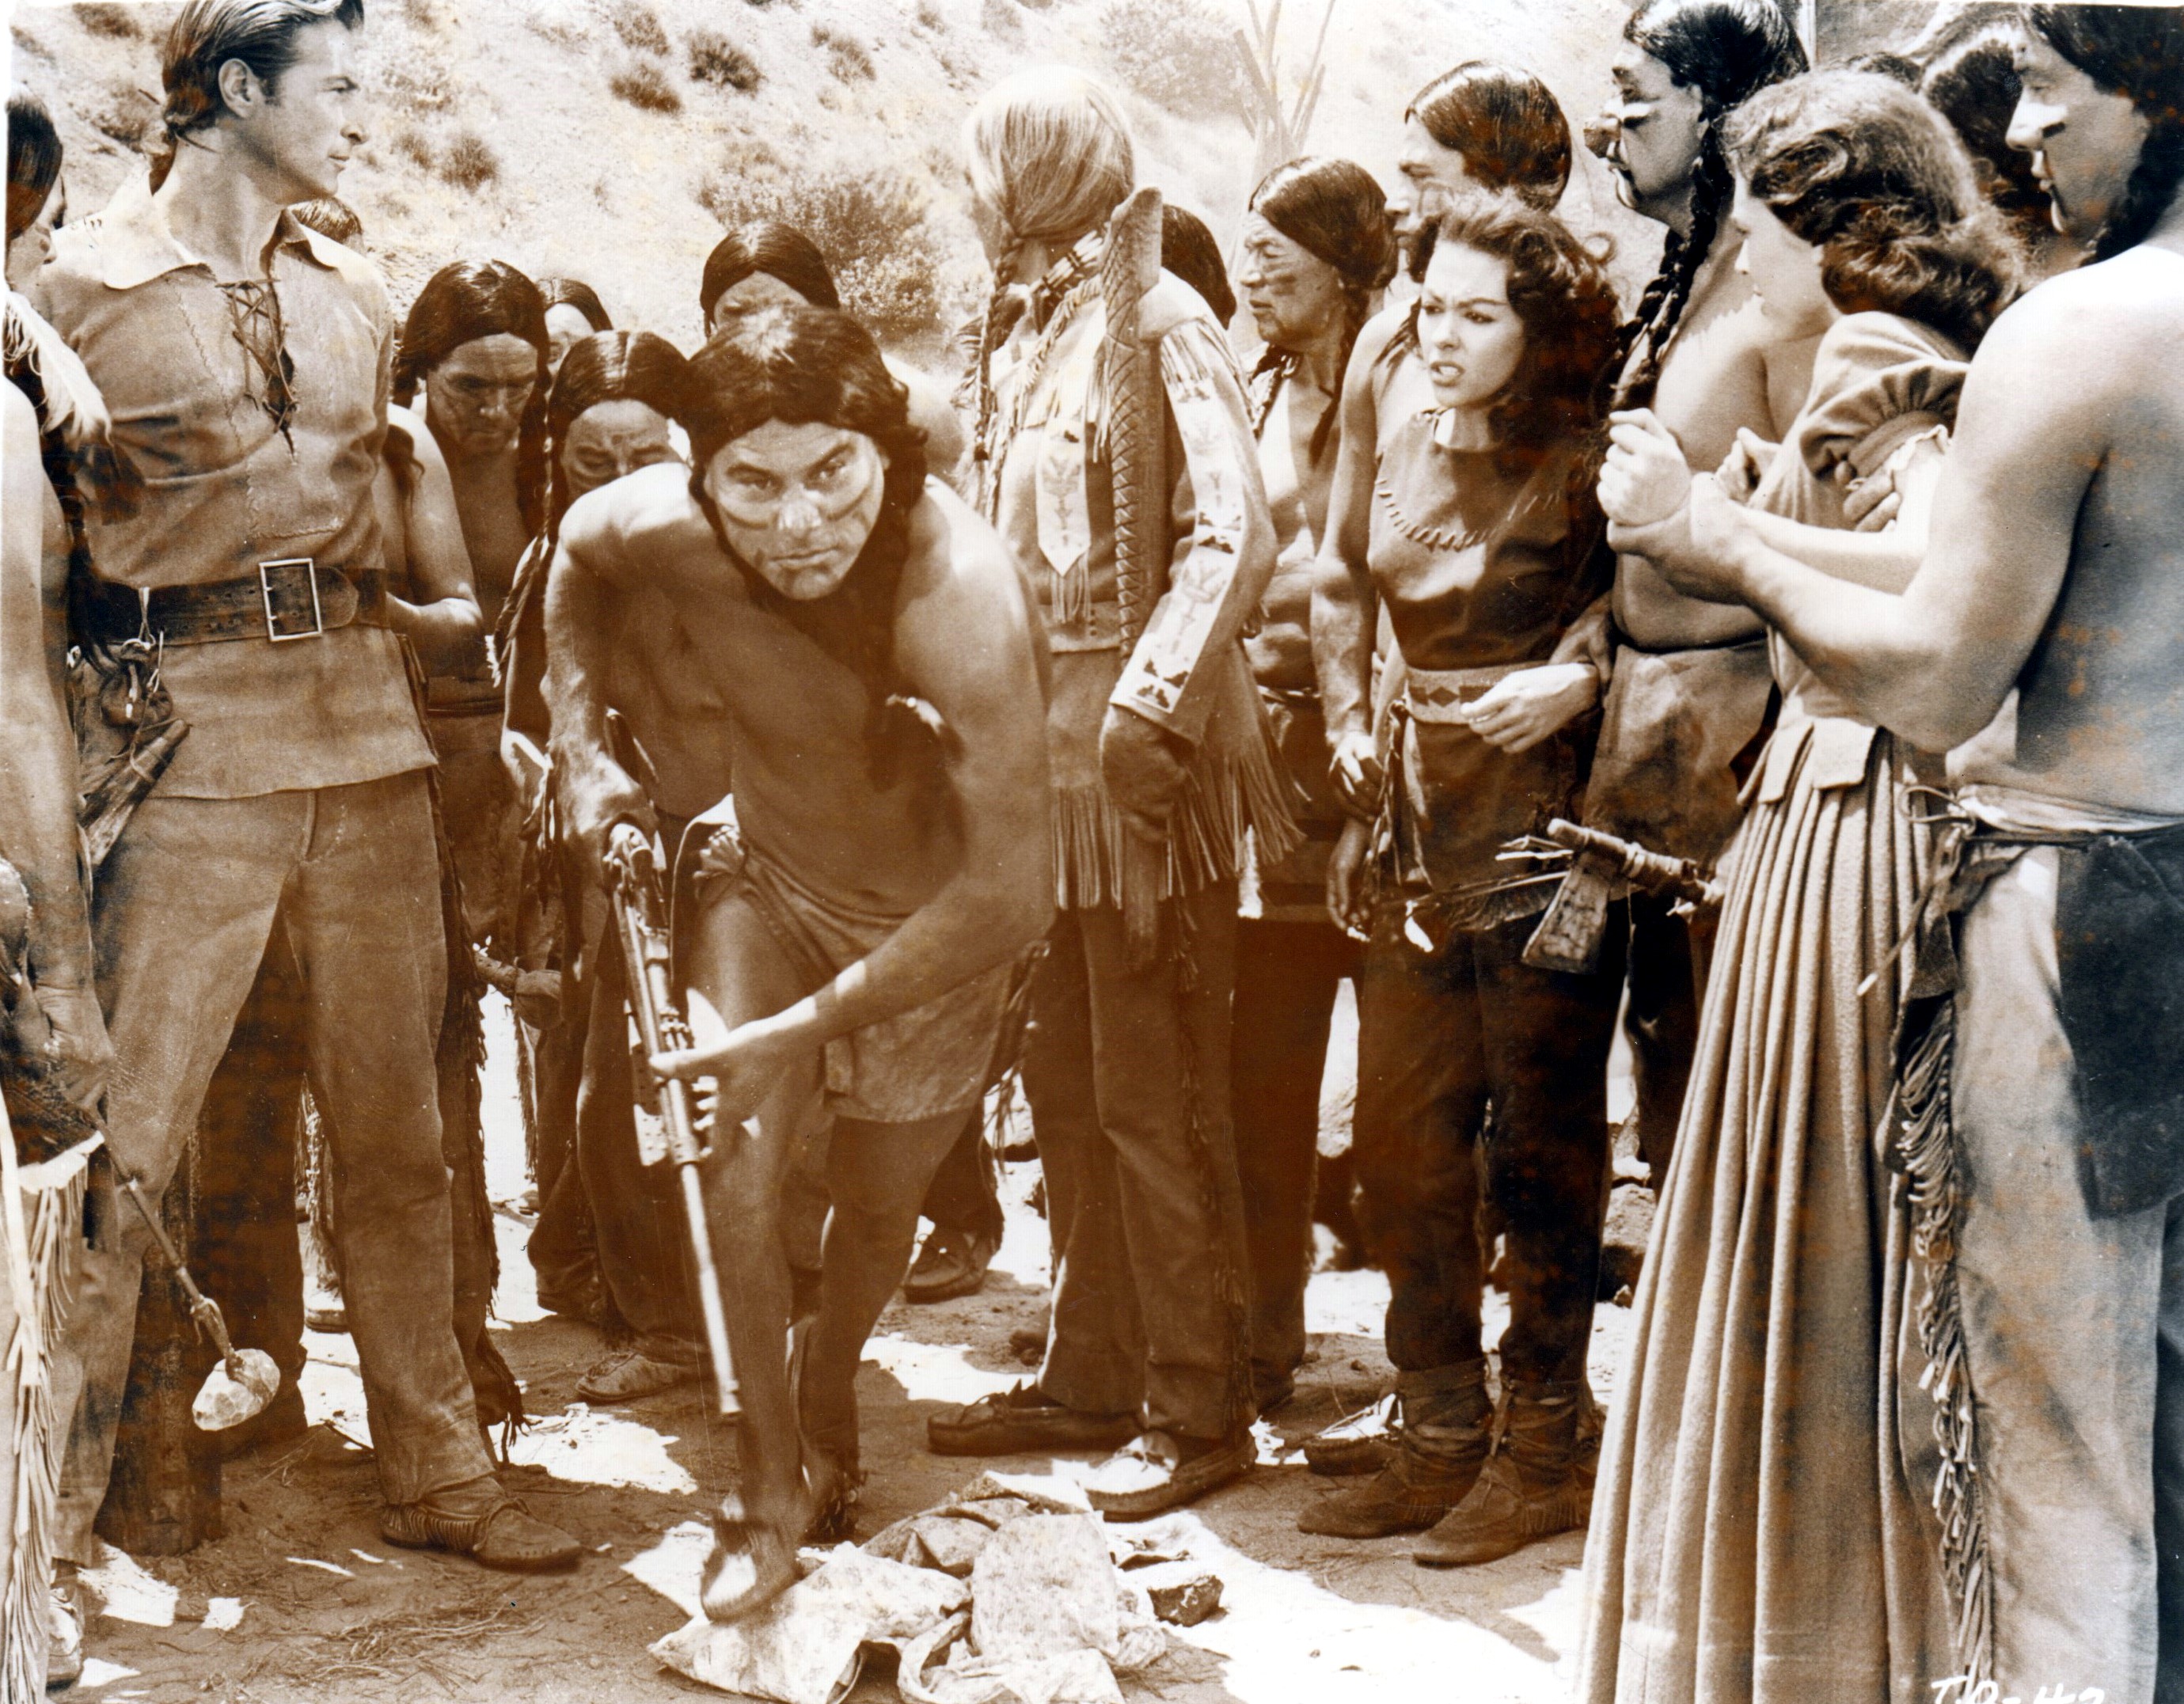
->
[[257, 557, 323, 642]]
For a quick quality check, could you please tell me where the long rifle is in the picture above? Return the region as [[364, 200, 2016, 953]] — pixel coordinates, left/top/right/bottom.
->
[[603, 822, 739, 1417]]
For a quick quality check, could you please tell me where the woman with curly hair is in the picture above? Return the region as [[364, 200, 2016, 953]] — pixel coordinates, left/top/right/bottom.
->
[[1302, 193, 1627, 1563], [1229, 157, 1397, 1415], [1579, 69, 2023, 1703]]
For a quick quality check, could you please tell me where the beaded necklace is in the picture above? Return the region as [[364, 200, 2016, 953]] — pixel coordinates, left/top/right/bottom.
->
[[973, 232, 1102, 511]]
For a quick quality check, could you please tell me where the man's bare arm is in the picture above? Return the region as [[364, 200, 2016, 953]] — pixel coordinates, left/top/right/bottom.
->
[[1732, 503, 1924, 594], [0, 384, 110, 1106], [381, 403, 484, 673], [1310, 310, 1392, 814], [544, 488, 651, 861], [1631, 287, 2102, 752]]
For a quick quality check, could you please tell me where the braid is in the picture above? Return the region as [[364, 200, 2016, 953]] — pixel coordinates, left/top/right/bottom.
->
[[1248, 287, 1365, 462], [1246, 345, 1293, 436], [970, 234, 1031, 518], [1613, 135, 1730, 409], [2096, 113, 2184, 260], [1308, 287, 1372, 463]]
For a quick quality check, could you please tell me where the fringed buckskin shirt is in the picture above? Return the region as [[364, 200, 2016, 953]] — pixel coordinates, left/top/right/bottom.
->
[[37, 174, 431, 798], [986, 263, 1295, 911]]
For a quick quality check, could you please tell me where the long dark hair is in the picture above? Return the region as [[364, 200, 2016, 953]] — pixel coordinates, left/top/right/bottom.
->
[[1614, 0, 1807, 406], [1726, 70, 2019, 350], [544, 330, 685, 539], [1160, 203, 1236, 324], [539, 276, 613, 334], [1246, 156, 1398, 457], [2025, 4, 2184, 260], [393, 260, 551, 537], [698, 220, 840, 325], [679, 305, 929, 781], [1408, 62, 1574, 211], [1401, 194, 1624, 480], [6, 87, 63, 245], [1920, 25, 2053, 246], [150, 0, 364, 191]]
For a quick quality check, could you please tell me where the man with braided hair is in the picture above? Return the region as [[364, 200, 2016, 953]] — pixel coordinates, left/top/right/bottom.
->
[[36, 0, 578, 1573], [1537, 0, 1810, 1181], [922, 68, 1286, 1519], [549, 304, 1052, 1619], [1628, 9, 2184, 1692]]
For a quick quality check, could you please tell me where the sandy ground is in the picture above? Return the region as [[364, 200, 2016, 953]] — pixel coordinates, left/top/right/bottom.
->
[[70, 988, 1639, 1704]]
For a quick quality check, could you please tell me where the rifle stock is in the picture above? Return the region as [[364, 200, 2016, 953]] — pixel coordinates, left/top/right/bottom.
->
[[604, 822, 740, 1417]]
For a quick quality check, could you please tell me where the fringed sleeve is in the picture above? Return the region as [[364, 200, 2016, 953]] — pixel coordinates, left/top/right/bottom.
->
[[1108, 312, 1274, 747]]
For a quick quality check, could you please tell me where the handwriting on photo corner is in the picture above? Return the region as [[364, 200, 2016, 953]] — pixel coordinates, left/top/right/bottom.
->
[[1930, 1681, 2106, 1704]]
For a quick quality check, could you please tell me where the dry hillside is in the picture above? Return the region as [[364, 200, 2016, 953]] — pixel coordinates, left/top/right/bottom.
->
[[11, 0, 1663, 358]]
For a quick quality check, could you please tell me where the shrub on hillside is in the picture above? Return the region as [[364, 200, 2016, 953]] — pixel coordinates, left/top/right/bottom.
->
[[1100, 0, 1240, 120], [74, 4, 137, 39], [84, 81, 150, 146], [697, 164, 947, 346], [914, 2, 944, 28], [393, 127, 436, 171], [811, 23, 874, 82], [610, 61, 682, 113], [439, 131, 499, 192], [611, 1, 670, 55], [379, 58, 457, 114], [526, 1, 591, 47], [689, 30, 761, 93], [980, 0, 1022, 40]]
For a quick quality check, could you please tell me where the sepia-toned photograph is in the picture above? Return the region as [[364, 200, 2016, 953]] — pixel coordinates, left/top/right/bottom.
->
[[1, 0, 2178, 1698]]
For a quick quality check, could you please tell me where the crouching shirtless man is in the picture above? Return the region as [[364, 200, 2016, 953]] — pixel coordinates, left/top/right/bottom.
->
[[545, 304, 1051, 1622]]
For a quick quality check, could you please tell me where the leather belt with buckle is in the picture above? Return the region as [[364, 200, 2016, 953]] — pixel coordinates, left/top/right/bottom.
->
[[82, 560, 389, 647]]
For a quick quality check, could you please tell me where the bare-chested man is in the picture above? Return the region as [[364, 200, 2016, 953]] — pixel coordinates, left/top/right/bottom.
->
[[1563, 0, 1810, 1178], [547, 304, 1050, 1622], [1620, 9, 2184, 1695]]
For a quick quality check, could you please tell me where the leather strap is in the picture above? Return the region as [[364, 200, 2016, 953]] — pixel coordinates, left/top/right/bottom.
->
[[82, 562, 389, 647]]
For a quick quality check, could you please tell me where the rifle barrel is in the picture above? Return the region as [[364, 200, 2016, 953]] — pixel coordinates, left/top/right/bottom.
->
[[606, 834, 742, 1417]]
